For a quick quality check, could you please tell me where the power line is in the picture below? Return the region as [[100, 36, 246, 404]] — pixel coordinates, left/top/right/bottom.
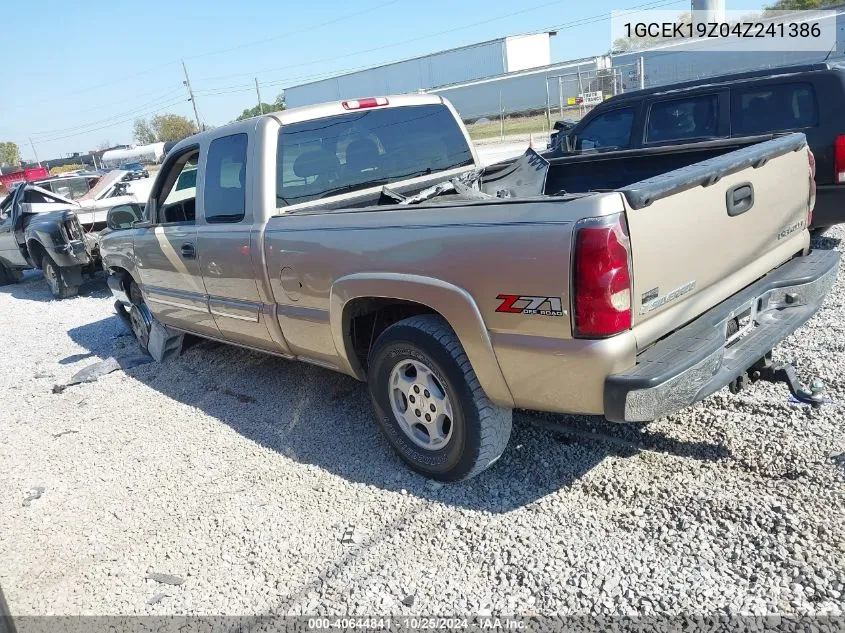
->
[[28, 88, 185, 139], [8, 0, 686, 151], [226, 0, 683, 94], [543, 0, 684, 31], [0, 62, 181, 116], [195, 0, 682, 87], [191, 0, 683, 100], [15, 97, 188, 146], [0, 0, 403, 117], [196, 0, 573, 84], [184, 0, 404, 61]]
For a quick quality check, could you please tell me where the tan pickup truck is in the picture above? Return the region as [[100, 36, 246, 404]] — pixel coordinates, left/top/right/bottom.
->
[[100, 94, 839, 481]]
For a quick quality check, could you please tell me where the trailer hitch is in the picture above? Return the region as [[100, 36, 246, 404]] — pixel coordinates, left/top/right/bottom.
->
[[729, 353, 826, 408]]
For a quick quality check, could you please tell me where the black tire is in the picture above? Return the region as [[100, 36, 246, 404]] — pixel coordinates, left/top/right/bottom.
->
[[127, 280, 151, 354], [41, 255, 78, 299], [367, 314, 512, 482]]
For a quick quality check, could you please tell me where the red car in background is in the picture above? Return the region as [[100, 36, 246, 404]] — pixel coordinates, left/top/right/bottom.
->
[[0, 167, 49, 192]]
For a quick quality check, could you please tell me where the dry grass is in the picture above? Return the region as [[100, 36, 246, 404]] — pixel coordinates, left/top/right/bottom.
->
[[465, 107, 587, 141]]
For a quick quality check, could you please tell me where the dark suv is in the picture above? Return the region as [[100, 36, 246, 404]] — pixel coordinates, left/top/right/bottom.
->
[[551, 62, 845, 230], [119, 162, 149, 180]]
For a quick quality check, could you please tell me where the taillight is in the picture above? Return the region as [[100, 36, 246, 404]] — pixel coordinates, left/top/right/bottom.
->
[[808, 149, 817, 226], [342, 97, 389, 110], [835, 135, 845, 184], [572, 214, 632, 338], [64, 216, 82, 241]]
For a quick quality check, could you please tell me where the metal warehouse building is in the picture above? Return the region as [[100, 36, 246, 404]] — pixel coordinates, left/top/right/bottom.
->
[[284, 33, 552, 108]]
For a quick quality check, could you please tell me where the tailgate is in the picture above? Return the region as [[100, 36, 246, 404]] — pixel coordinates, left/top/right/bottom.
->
[[621, 133, 812, 348]]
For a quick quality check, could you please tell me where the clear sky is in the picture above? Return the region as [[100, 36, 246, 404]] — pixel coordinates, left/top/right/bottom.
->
[[1, 0, 771, 160]]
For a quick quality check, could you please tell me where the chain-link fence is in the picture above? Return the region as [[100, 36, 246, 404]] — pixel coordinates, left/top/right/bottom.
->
[[460, 60, 644, 147], [545, 61, 643, 121]]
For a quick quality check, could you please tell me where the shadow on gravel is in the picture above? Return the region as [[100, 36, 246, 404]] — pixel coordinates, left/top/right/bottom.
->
[[811, 232, 842, 250], [67, 315, 730, 512], [0, 583, 15, 633], [0, 270, 109, 302]]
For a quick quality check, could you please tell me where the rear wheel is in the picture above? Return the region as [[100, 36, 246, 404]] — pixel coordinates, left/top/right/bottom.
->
[[367, 314, 512, 482], [41, 255, 78, 299]]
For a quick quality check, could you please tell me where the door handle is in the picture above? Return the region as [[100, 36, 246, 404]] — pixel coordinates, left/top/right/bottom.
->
[[726, 183, 754, 217], [180, 243, 196, 259]]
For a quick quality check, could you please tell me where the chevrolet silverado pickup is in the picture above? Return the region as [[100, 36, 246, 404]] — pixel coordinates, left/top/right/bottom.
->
[[100, 94, 839, 481]]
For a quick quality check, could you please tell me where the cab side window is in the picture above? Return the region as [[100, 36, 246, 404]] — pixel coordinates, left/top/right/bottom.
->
[[646, 94, 720, 143], [204, 133, 247, 223], [155, 150, 199, 225], [731, 83, 818, 135], [574, 108, 635, 151]]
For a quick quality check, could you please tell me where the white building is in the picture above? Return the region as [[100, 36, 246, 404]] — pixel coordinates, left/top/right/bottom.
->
[[284, 34, 552, 108]]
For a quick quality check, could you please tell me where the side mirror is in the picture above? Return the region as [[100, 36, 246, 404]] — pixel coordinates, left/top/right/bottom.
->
[[132, 220, 152, 229], [106, 203, 144, 230]]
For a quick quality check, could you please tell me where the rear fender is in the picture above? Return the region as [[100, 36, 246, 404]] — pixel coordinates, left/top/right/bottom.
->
[[330, 273, 515, 408]]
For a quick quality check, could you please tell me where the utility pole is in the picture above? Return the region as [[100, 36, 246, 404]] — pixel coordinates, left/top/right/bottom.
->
[[255, 78, 264, 115], [29, 137, 41, 167], [182, 59, 202, 131]]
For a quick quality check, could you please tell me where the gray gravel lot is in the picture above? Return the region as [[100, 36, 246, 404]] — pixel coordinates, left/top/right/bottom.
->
[[0, 228, 843, 618]]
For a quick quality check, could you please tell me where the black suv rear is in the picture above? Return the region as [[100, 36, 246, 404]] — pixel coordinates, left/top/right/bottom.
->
[[551, 62, 845, 229]]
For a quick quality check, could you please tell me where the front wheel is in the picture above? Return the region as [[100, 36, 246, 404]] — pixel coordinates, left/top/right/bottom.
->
[[127, 280, 152, 354], [41, 255, 78, 299], [367, 314, 512, 482]]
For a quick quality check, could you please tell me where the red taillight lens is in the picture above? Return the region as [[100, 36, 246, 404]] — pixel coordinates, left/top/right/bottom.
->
[[835, 135, 845, 184], [808, 149, 817, 226], [342, 97, 389, 110], [573, 215, 632, 338]]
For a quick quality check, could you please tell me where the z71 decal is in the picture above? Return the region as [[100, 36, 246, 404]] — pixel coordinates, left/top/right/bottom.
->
[[496, 295, 564, 317]]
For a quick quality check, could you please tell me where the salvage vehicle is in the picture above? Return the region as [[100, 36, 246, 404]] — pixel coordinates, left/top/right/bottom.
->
[[120, 163, 149, 180], [0, 173, 143, 298], [549, 61, 845, 231], [100, 94, 838, 481]]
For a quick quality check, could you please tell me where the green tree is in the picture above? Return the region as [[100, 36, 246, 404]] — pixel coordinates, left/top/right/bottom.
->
[[133, 118, 156, 145], [0, 141, 21, 168], [133, 115, 198, 144], [235, 92, 286, 121], [765, 0, 839, 11], [151, 114, 198, 142]]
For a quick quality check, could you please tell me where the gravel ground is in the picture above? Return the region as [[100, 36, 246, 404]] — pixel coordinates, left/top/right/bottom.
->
[[0, 228, 843, 619]]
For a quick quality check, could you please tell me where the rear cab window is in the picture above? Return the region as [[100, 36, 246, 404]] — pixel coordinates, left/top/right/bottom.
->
[[646, 93, 722, 144], [573, 107, 635, 152], [275, 103, 474, 207], [731, 82, 818, 135]]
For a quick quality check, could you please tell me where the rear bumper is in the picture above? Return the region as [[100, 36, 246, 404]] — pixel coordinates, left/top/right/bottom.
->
[[812, 184, 845, 229], [604, 250, 840, 422]]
